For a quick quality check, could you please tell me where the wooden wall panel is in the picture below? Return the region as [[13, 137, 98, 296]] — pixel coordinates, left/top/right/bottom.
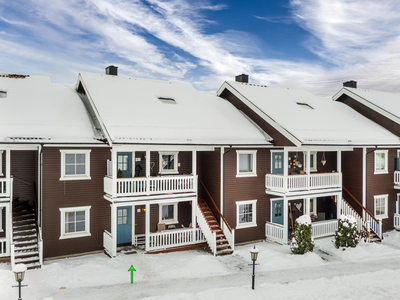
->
[[11, 150, 37, 202], [42, 147, 111, 259], [341, 149, 363, 215]]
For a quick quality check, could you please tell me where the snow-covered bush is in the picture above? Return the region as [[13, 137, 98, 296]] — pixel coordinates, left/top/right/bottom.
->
[[290, 215, 314, 254], [335, 215, 359, 248]]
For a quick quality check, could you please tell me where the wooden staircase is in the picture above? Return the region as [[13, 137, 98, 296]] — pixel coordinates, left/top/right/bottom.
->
[[198, 197, 233, 256], [12, 200, 41, 270]]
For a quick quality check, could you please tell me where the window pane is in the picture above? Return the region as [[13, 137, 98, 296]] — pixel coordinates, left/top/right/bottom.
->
[[76, 165, 86, 175], [66, 222, 75, 233], [76, 221, 85, 232], [76, 154, 85, 164], [65, 154, 75, 164], [239, 154, 252, 172], [65, 165, 75, 175], [162, 155, 175, 170], [375, 153, 386, 171], [162, 205, 174, 220], [76, 211, 85, 221], [66, 212, 75, 222], [310, 154, 314, 168]]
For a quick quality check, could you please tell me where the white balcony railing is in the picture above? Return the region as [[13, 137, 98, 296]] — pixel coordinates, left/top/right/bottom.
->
[[395, 171, 400, 185], [148, 228, 205, 251], [104, 175, 197, 197], [394, 214, 400, 230], [265, 221, 286, 244], [311, 220, 337, 239], [265, 172, 341, 193], [0, 178, 7, 197], [103, 230, 116, 257]]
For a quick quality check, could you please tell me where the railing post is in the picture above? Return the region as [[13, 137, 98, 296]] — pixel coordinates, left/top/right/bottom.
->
[[366, 220, 371, 243]]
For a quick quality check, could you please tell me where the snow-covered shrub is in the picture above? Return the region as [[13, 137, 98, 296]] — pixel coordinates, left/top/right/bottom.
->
[[334, 215, 359, 248], [290, 215, 314, 254]]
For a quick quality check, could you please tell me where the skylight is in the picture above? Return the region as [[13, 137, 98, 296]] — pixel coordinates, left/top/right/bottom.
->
[[0, 91, 7, 98], [296, 102, 314, 110], [158, 97, 176, 104]]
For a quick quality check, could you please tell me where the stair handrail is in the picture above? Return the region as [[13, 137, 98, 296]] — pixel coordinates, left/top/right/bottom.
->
[[342, 186, 380, 224], [199, 180, 232, 233]]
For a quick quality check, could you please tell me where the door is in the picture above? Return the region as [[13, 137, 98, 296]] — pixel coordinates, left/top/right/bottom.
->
[[117, 152, 132, 178], [272, 200, 284, 225], [117, 206, 132, 244], [272, 152, 284, 174]]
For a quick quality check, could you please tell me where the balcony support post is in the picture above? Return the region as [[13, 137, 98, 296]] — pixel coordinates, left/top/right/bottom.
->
[[283, 149, 288, 193], [111, 148, 117, 197], [306, 150, 310, 190], [146, 149, 150, 195]]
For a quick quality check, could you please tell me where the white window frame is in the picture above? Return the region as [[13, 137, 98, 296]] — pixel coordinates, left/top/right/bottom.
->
[[60, 149, 91, 181], [236, 200, 257, 229], [0, 207, 3, 232], [303, 151, 317, 172], [0, 151, 3, 176], [159, 202, 178, 224], [236, 150, 257, 177], [309, 198, 317, 215], [374, 150, 388, 174], [159, 152, 179, 175], [374, 194, 388, 219], [59, 206, 91, 239], [396, 193, 400, 215]]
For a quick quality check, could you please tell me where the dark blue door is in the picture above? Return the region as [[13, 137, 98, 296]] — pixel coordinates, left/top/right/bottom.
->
[[117, 152, 132, 178], [117, 207, 132, 244], [272, 200, 284, 225], [272, 152, 284, 174]]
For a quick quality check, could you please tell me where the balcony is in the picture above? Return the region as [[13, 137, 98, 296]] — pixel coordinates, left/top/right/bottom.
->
[[395, 171, 400, 187], [265, 172, 342, 194], [104, 174, 197, 198]]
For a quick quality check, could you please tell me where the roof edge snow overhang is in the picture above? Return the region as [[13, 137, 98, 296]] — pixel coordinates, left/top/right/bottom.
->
[[333, 87, 400, 126], [217, 81, 302, 147], [77, 73, 113, 146]]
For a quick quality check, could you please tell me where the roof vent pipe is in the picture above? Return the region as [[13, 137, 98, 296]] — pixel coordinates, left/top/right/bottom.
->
[[343, 80, 357, 88], [105, 65, 118, 76], [235, 74, 249, 83]]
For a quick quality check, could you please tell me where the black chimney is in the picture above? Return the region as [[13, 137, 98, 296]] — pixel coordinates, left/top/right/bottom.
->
[[235, 74, 249, 83], [106, 65, 118, 76], [343, 80, 357, 88]]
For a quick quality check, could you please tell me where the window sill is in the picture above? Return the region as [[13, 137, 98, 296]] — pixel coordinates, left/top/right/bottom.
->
[[160, 219, 179, 225], [236, 173, 257, 178], [60, 175, 91, 181], [374, 171, 388, 175], [375, 215, 388, 220], [236, 223, 257, 229], [160, 171, 179, 175], [59, 232, 91, 240]]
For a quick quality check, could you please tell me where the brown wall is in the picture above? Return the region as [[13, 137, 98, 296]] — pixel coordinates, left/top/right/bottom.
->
[[42, 146, 111, 258], [224, 148, 271, 244], [11, 150, 38, 202], [337, 95, 400, 137]]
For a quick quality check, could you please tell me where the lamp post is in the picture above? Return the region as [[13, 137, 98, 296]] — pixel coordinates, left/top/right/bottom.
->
[[250, 245, 259, 290], [13, 263, 27, 300]]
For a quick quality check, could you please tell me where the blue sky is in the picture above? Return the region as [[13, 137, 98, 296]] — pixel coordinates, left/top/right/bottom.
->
[[1, 0, 400, 96]]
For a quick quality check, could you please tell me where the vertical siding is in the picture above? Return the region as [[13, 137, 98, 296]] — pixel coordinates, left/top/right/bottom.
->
[[42, 147, 111, 258], [342, 149, 363, 215]]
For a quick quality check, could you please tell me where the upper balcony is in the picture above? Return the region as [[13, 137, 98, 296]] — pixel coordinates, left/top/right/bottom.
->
[[266, 149, 342, 195]]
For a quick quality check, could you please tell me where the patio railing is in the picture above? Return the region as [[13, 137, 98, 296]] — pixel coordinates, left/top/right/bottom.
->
[[265, 172, 341, 193], [311, 220, 337, 239], [104, 175, 197, 197], [394, 214, 400, 230], [103, 230, 116, 258], [0, 178, 7, 197], [148, 228, 205, 251], [395, 171, 400, 185], [265, 221, 286, 244]]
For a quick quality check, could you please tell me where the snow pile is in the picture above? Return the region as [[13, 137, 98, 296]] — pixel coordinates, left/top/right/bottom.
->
[[296, 214, 312, 225]]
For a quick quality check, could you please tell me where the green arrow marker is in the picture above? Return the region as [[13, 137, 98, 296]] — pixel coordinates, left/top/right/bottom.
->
[[128, 265, 136, 284]]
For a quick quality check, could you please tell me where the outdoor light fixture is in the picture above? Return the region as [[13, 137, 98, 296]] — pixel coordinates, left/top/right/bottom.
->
[[250, 245, 259, 290], [141, 207, 146, 213], [13, 263, 27, 300]]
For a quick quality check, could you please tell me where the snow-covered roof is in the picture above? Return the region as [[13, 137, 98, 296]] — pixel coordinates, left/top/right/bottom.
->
[[218, 81, 400, 146], [0, 74, 101, 144], [333, 87, 400, 125], [78, 72, 271, 145]]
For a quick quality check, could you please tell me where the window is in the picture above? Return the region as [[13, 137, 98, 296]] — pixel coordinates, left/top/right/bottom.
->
[[236, 150, 257, 177], [0, 91, 6, 98], [236, 200, 257, 229], [0, 151, 3, 176], [297, 102, 314, 110], [158, 97, 176, 104], [118, 208, 129, 225], [159, 203, 178, 224], [274, 202, 282, 218], [374, 195, 388, 219], [59, 206, 91, 239], [375, 150, 388, 174], [159, 152, 179, 174], [309, 198, 317, 214], [118, 154, 129, 172], [303, 151, 317, 172], [60, 150, 91, 180]]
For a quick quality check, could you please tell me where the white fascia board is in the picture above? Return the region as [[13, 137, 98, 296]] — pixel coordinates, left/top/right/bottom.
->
[[112, 145, 216, 152], [333, 88, 400, 126], [78, 73, 113, 146], [0, 144, 39, 150], [284, 146, 354, 152], [217, 82, 302, 147]]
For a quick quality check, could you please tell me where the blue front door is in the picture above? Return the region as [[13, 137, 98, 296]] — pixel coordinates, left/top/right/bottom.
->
[[117, 152, 132, 178], [117, 207, 132, 244], [272, 152, 284, 174], [272, 200, 284, 225]]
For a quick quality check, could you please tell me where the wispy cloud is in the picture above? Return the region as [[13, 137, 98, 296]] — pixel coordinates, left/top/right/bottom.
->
[[0, 0, 399, 95]]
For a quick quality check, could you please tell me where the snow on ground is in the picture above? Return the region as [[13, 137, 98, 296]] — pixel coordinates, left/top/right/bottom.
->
[[2, 231, 400, 299]]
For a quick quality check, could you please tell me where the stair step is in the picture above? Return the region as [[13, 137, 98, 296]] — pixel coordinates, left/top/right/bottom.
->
[[15, 256, 40, 264], [15, 244, 38, 251], [216, 249, 233, 256], [13, 213, 35, 220], [216, 239, 228, 244], [14, 228, 37, 235], [14, 239, 38, 246], [26, 262, 41, 270], [13, 219, 36, 225], [217, 243, 230, 249], [15, 250, 39, 257], [13, 233, 37, 240]]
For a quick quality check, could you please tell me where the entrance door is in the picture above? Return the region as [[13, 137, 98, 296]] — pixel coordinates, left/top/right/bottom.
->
[[117, 206, 132, 244], [272, 152, 284, 174], [117, 152, 132, 178], [272, 200, 284, 225]]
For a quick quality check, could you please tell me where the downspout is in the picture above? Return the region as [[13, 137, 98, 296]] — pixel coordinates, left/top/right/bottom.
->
[[38, 144, 43, 227], [365, 146, 377, 218], [222, 145, 232, 216]]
